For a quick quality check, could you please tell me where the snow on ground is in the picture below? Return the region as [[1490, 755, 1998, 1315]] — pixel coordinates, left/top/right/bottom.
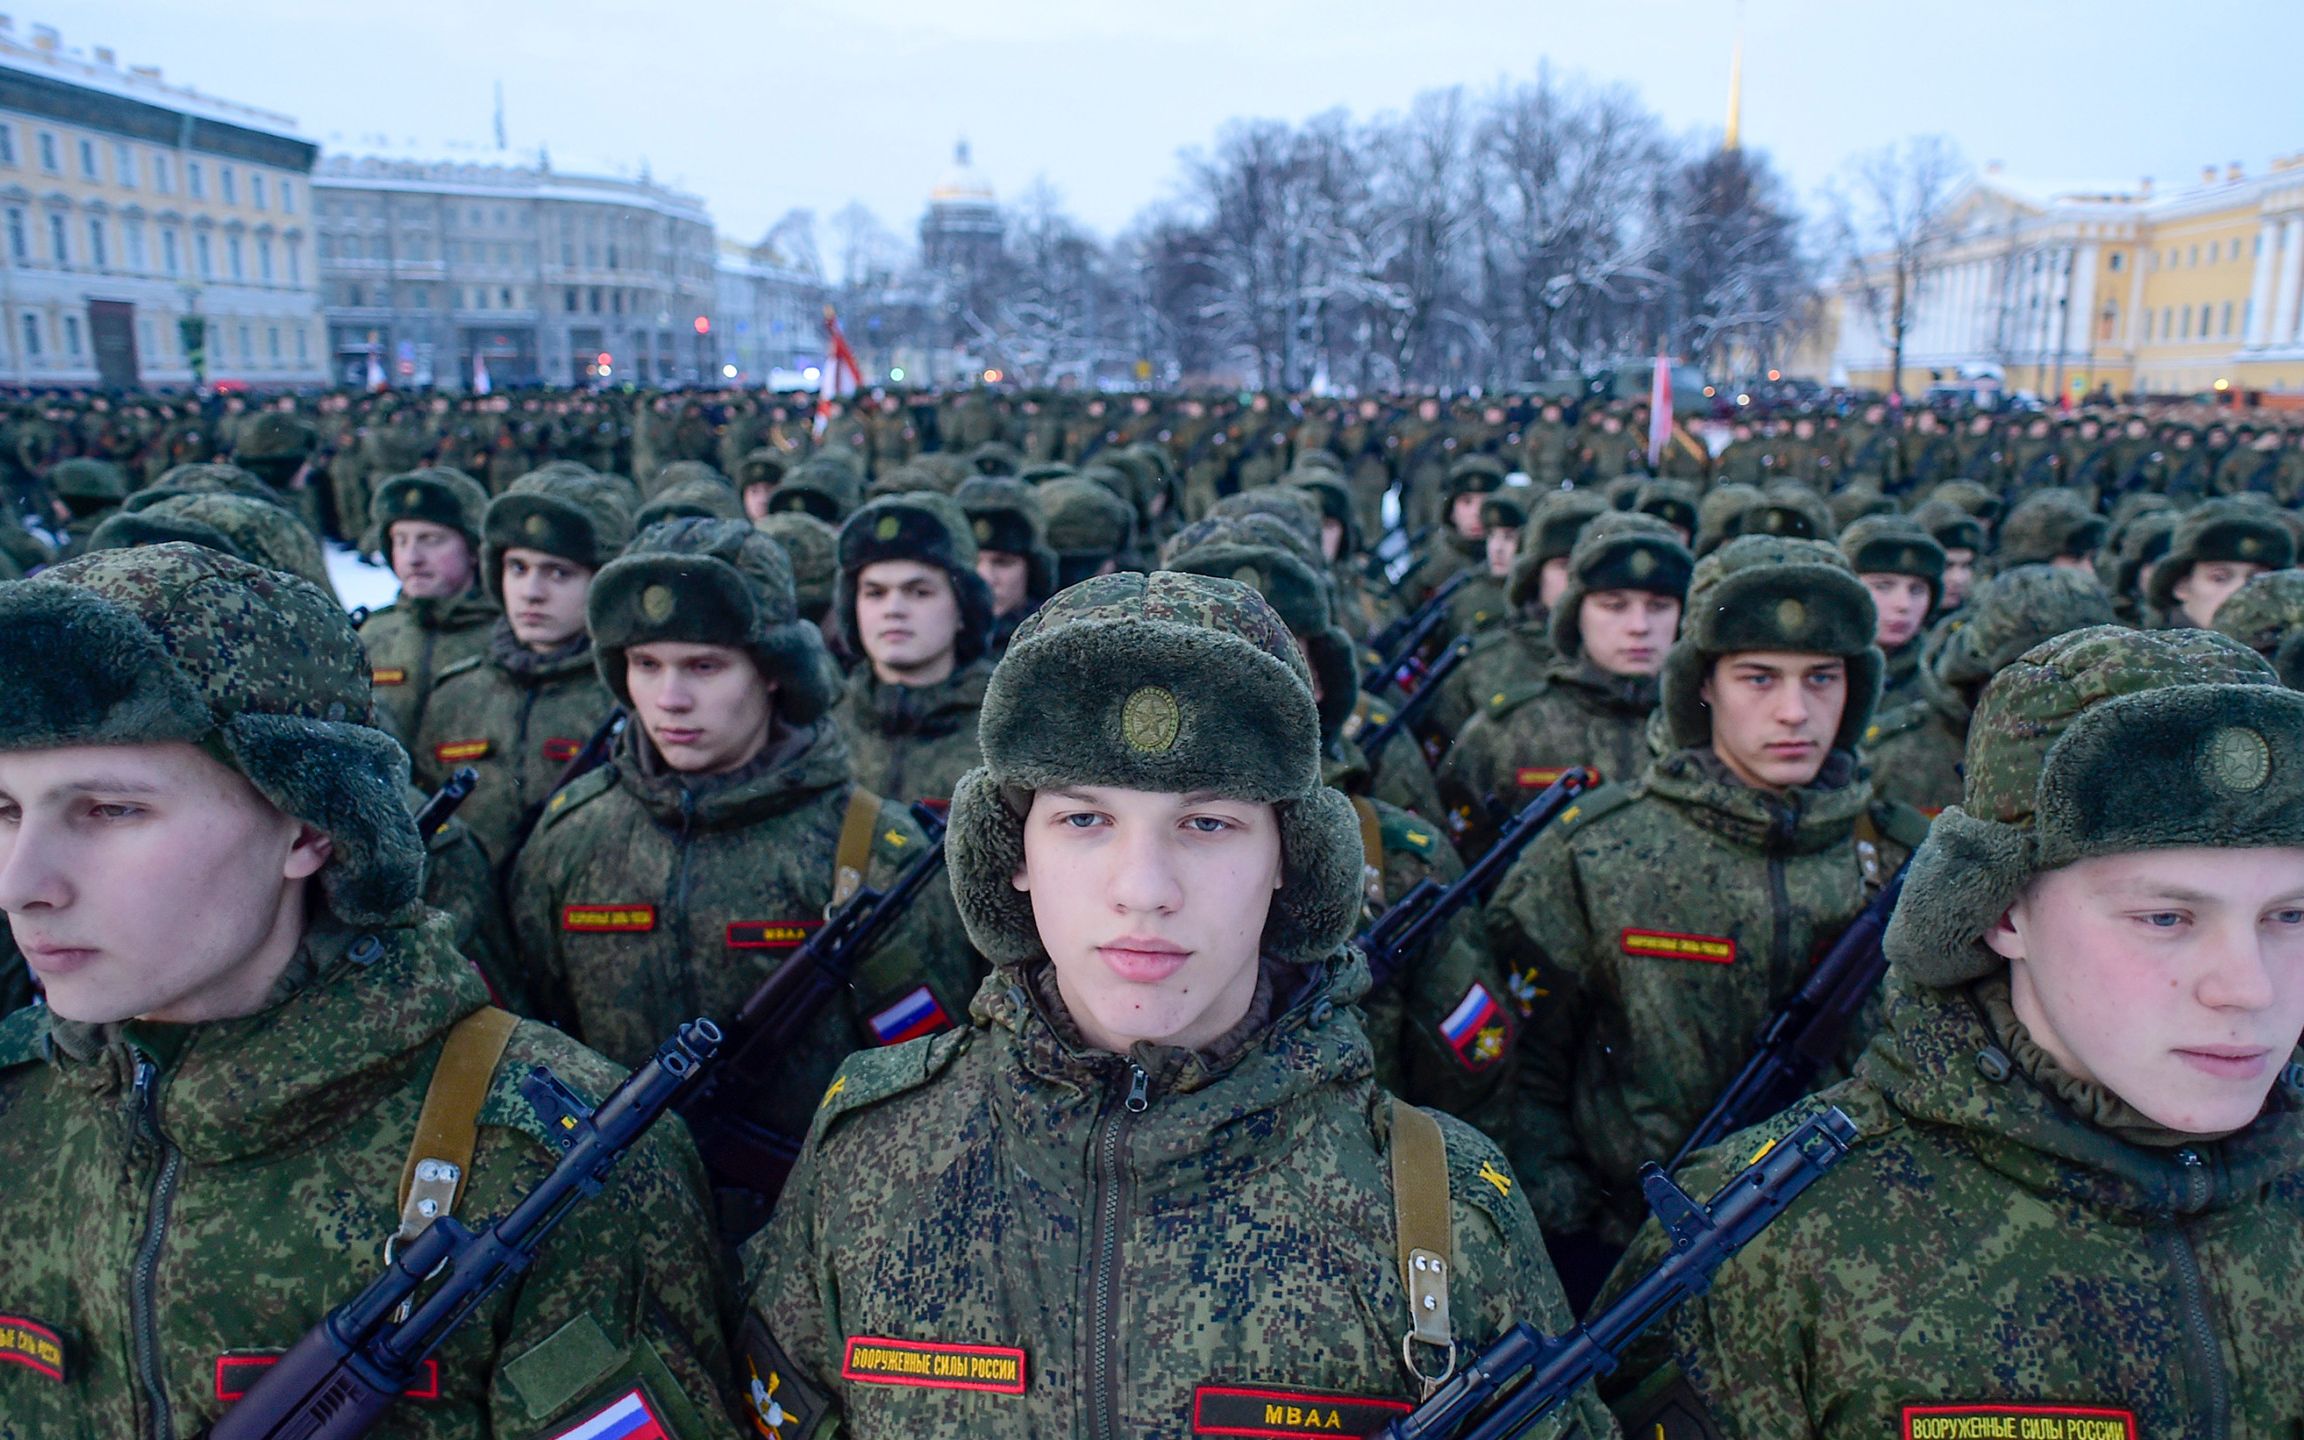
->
[[326, 541, 401, 614]]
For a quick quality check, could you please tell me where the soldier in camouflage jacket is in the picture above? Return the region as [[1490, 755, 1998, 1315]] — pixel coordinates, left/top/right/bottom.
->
[[737, 571, 1614, 1440]]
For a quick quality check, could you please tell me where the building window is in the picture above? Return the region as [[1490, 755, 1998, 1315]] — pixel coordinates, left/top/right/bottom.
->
[[348, 282, 364, 307], [36, 131, 56, 172], [220, 166, 238, 205], [281, 179, 295, 214], [87, 218, 106, 268], [267, 326, 280, 360], [2108, 251, 2124, 272], [295, 327, 308, 362], [2188, 244, 2199, 267], [2161, 306, 2173, 339], [590, 286, 601, 313], [2179, 307, 2191, 339], [19, 312, 37, 357], [46, 212, 66, 264], [258, 236, 273, 281], [153, 154, 172, 193], [499, 285, 513, 307], [0, 126, 14, 166], [63, 314, 81, 356], [237, 323, 250, 359], [114, 140, 134, 186], [2221, 301, 2234, 336], [286, 240, 301, 284], [227, 234, 243, 279], [195, 232, 212, 278], [188, 161, 206, 199], [2201, 304, 2214, 337], [126, 220, 145, 271], [3, 208, 22, 263], [566, 287, 578, 312], [251, 173, 266, 210], [162, 228, 180, 276]]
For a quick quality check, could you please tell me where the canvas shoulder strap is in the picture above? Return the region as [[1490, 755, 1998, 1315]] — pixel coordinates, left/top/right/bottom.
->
[[394, 1006, 520, 1244], [1389, 1096, 1457, 1396]]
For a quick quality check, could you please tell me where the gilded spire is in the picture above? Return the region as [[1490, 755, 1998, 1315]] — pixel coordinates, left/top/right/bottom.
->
[[1725, 16, 1744, 152]]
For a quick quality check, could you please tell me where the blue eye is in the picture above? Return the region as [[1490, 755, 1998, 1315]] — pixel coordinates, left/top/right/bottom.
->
[[1187, 816, 1233, 834], [2272, 909, 2304, 927], [2143, 912, 2185, 928], [1061, 813, 1104, 829]]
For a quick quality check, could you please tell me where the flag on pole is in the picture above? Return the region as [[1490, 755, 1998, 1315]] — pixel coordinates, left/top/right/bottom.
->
[[1647, 346, 1673, 471], [815, 305, 864, 436], [472, 351, 492, 396]]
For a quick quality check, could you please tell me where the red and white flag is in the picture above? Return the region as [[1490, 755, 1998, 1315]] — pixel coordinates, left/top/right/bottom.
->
[[472, 351, 492, 396], [1647, 346, 1672, 470], [814, 305, 864, 436]]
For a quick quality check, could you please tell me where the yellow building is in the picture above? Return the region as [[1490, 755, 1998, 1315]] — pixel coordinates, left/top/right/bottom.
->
[[0, 19, 324, 387], [1824, 155, 2304, 401]]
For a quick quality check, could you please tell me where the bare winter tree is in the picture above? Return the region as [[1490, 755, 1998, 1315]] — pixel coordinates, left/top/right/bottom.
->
[[1655, 147, 1815, 379], [1824, 135, 1971, 398]]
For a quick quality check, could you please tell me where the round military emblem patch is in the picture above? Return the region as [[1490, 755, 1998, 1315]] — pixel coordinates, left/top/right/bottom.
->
[[1121, 686, 1183, 754], [874, 515, 902, 542], [641, 584, 677, 623], [2239, 535, 2263, 558], [1774, 597, 1808, 635], [1233, 564, 1263, 588], [523, 513, 550, 539], [973, 518, 993, 543], [2201, 724, 2271, 793], [1627, 549, 1656, 580]]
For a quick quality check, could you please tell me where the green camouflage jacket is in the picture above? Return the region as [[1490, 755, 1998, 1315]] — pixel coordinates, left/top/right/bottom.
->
[[1326, 724, 1447, 830], [1485, 750, 1922, 1242], [0, 913, 732, 1440], [420, 804, 525, 1016], [1876, 636, 1924, 712], [508, 722, 978, 1158], [1437, 658, 1658, 857], [831, 659, 990, 804], [1426, 616, 1553, 745], [359, 590, 501, 743], [736, 955, 1615, 1440], [0, 935, 27, 1017], [413, 624, 617, 867], [1860, 666, 1968, 817], [1610, 971, 2304, 1440]]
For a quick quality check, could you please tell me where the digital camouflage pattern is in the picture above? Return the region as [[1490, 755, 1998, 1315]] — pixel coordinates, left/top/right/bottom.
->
[[416, 796, 525, 1015], [737, 955, 1614, 1440], [1334, 698, 1451, 825], [1609, 971, 2304, 1440], [1485, 750, 1921, 1242], [1438, 657, 1660, 856], [359, 590, 501, 742], [1424, 616, 1556, 743], [831, 657, 990, 804], [0, 913, 732, 1440], [411, 623, 618, 867], [508, 722, 978, 1155]]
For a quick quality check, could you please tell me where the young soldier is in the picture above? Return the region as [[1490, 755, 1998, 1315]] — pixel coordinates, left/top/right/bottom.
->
[[415, 470, 632, 866], [1425, 492, 1609, 746], [1611, 626, 2304, 1440], [1440, 514, 1690, 857], [509, 517, 976, 1235], [956, 475, 1058, 656], [2215, 567, 2304, 688], [0, 545, 730, 1439], [1907, 498, 1985, 619], [832, 493, 996, 805], [1486, 536, 1927, 1299], [1408, 454, 1507, 597], [2147, 497, 2297, 630], [1444, 491, 1527, 639], [1862, 564, 2117, 817], [734, 572, 1612, 1440], [1838, 514, 1946, 710], [356, 466, 500, 742]]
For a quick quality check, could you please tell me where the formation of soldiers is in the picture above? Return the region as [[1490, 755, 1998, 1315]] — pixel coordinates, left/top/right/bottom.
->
[[0, 377, 2300, 1439]]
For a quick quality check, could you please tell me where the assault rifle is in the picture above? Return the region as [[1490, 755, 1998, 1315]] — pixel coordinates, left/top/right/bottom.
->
[[678, 801, 951, 1228], [1358, 769, 1589, 992], [1376, 1106, 1861, 1440], [1357, 638, 1472, 768], [411, 767, 478, 840], [1363, 570, 1473, 692], [1670, 859, 1909, 1172], [206, 1019, 725, 1440]]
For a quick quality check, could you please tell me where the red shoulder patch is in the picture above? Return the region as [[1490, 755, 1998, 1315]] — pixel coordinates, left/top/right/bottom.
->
[[1902, 1405, 2136, 1440], [1621, 928, 1736, 964], [1192, 1384, 1412, 1437]]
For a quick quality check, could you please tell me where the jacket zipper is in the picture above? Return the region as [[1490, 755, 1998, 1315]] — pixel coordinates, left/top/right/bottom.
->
[[1766, 852, 1792, 977], [671, 787, 700, 1019], [2162, 1147, 2228, 1440], [129, 1057, 185, 1440], [1086, 1062, 1148, 1440], [411, 625, 440, 737], [511, 685, 539, 810]]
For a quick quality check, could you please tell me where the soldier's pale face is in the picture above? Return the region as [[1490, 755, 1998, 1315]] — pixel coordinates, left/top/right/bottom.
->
[[0, 743, 330, 1025], [1484, 528, 1518, 577], [975, 551, 1031, 616], [1990, 847, 2304, 1135], [501, 548, 595, 651], [1013, 784, 1281, 1055], [1579, 591, 1679, 677], [2172, 561, 2267, 630], [1320, 518, 1345, 562], [625, 642, 775, 776], [1862, 573, 1934, 649], [1538, 556, 1574, 613], [1450, 491, 1487, 540], [857, 560, 962, 685], [389, 520, 476, 599], [742, 482, 777, 522], [1941, 549, 1977, 610], [1700, 653, 1847, 792]]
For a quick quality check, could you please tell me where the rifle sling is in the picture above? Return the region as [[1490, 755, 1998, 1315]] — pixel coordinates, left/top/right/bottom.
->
[[395, 1006, 519, 1244], [1389, 1097, 1456, 1381], [1353, 796, 1386, 911], [832, 787, 881, 908]]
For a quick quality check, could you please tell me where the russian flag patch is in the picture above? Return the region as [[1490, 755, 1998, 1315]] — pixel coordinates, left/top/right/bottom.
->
[[866, 985, 954, 1045], [546, 1386, 670, 1440], [1438, 982, 1510, 1069]]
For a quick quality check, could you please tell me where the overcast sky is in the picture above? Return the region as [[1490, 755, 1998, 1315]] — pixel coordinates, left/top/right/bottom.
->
[[53, 0, 2304, 248]]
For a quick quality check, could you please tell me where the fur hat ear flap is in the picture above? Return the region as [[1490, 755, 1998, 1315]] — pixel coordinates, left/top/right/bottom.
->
[[945, 766, 1039, 966], [1658, 640, 1712, 749], [1883, 806, 2036, 988], [220, 713, 426, 926], [1267, 786, 1368, 966]]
